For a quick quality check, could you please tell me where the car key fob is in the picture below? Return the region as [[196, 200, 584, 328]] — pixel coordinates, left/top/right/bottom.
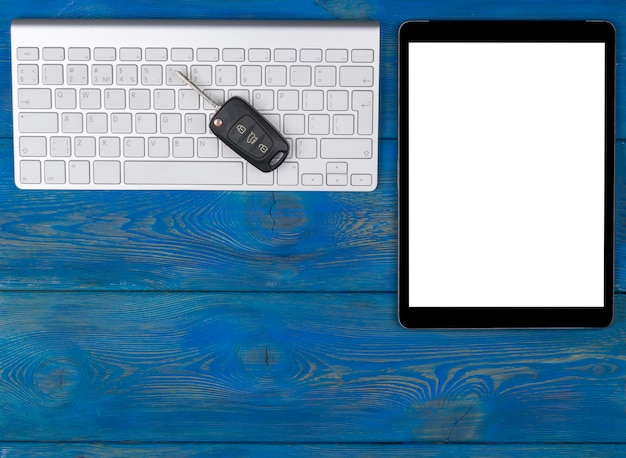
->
[[175, 71, 289, 173], [210, 97, 289, 172]]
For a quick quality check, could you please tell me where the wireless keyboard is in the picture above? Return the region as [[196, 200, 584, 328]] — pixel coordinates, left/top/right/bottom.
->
[[11, 20, 379, 191]]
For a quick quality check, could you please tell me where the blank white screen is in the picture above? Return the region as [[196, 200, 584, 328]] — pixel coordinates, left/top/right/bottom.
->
[[408, 42, 606, 307]]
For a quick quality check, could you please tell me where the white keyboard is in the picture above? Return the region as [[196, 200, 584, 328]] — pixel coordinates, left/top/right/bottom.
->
[[11, 20, 379, 191]]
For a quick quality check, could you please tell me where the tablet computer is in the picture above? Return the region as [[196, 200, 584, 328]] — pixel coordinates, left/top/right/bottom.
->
[[398, 21, 615, 328]]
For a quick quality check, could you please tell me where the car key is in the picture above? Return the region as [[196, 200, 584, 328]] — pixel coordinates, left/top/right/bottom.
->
[[176, 71, 289, 172]]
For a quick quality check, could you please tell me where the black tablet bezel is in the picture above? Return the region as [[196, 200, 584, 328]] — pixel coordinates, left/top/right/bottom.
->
[[398, 20, 615, 328]]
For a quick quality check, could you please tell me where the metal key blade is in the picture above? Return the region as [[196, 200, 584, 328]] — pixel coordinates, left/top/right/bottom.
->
[[175, 71, 221, 110]]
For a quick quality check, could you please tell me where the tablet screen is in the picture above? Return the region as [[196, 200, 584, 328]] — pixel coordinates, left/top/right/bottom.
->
[[398, 21, 615, 327]]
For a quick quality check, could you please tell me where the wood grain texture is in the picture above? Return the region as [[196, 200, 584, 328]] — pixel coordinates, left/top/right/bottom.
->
[[1, 444, 626, 457], [1, 291, 625, 443], [0, 138, 397, 292]]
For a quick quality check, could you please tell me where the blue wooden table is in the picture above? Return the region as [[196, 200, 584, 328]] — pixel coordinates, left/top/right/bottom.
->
[[1, 0, 625, 456]]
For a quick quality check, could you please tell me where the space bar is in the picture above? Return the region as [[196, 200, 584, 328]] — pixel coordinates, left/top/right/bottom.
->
[[125, 161, 243, 185]]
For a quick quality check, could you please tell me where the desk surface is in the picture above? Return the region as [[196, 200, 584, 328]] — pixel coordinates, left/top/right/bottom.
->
[[1, 0, 625, 455]]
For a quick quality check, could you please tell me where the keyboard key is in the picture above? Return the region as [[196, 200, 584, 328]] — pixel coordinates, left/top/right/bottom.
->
[[94, 47, 116, 61], [333, 114, 354, 135], [197, 48, 218, 61], [55, 89, 77, 109], [17, 47, 39, 61], [308, 114, 330, 135], [178, 90, 200, 110], [18, 88, 51, 109], [68, 47, 90, 61], [283, 114, 305, 135], [145, 48, 167, 61], [352, 90, 374, 135], [130, 89, 151, 109], [67, 65, 88, 85], [18, 113, 58, 133], [277, 162, 298, 185], [116, 65, 138, 85], [274, 49, 296, 62], [111, 112, 132, 133], [302, 90, 323, 110], [154, 89, 175, 110], [75, 137, 96, 157], [61, 113, 83, 133], [351, 49, 374, 63], [326, 49, 348, 62], [290, 66, 311, 86], [160, 113, 182, 134], [327, 91, 348, 111], [173, 137, 194, 157], [339, 66, 374, 87], [190, 65, 212, 86], [277, 90, 298, 110], [300, 49, 322, 62], [42, 65, 63, 85], [171, 48, 193, 61], [241, 66, 262, 86], [93, 161, 121, 184], [123, 137, 145, 157], [327, 174, 348, 186], [20, 160, 41, 184], [42, 47, 64, 61], [80, 89, 101, 109], [86, 113, 107, 133], [19, 137, 46, 157], [17, 64, 38, 84], [92, 65, 114, 85], [136, 113, 157, 134], [249, 48, 270, 62], [44, 160, 66, 184], [321, 139, 372, 159], [266, 66, 287, 86], [246, 162, 274, 185], [223, 48, 244, 62], [99, 137, 120, 157], [148, 137, 169, 157], [252, 90, 274, 110], [50, 137, 71, 157], [197, 138, 219, 158], [296, 138, 317, 158], [124, 161, 243, 185], [105, 89, 126, 109], [314, 66, 336, 87], [185, 113, 207, 134], [120, 48, 142, 61], [351, 174, 373, 186], [69, 160, 90, 184], [216, 66, 237, 86], [302, 173, 323, 185]]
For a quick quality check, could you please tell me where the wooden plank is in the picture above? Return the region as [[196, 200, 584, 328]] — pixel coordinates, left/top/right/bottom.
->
[[1, 291, 625, 442], [0, 443, 625, 457], [0, 1, 625, 139], [0, 138, 397, 292]]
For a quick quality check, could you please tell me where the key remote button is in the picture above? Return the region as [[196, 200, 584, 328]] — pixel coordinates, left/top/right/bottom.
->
[[227, 115, 255, 143]]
